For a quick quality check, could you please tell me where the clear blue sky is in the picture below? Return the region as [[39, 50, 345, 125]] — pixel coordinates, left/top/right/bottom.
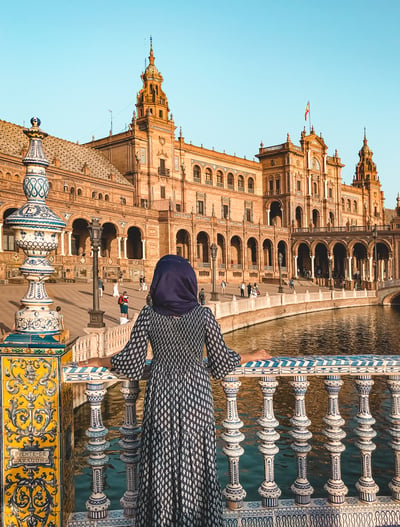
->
[[2, 0, 399, 206]]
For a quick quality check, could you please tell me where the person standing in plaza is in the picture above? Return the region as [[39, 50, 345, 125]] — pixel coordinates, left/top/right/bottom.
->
[[221, 280, 226, 295], [240, 282, 245, 297], [80, 254, 270, 526], [118, 291, 129, 324], [98, 277, 104, 297]]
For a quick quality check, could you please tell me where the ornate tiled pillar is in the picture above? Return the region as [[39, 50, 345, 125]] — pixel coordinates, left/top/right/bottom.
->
[[0, 118, 73, 527]]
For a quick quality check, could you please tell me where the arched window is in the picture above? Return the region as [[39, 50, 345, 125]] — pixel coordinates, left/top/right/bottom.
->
[[238, 175, 244, 191], [341, 198, 345, 211], [92, 191, 97, 199], [77, 188, 82, 196], [105, 194, 109, 201], [193, 165, 201, 182], [216, 170, 224, 187], [98, 193, 103, 200], [205, 168, 212, 185], [227, 173, 234, 189], [353, 200, 357, 213], [248, 177, 254, 193], [347, 199, 351, 211]]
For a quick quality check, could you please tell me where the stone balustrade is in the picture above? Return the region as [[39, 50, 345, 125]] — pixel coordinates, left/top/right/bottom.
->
[[65, 355, 400, 527]]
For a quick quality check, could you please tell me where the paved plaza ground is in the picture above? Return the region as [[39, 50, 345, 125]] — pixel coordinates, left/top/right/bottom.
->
[[0, 278, 323, 340]]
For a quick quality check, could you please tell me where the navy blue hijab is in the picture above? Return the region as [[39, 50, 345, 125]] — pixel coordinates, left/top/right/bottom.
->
[[150, 255, 199, 316]]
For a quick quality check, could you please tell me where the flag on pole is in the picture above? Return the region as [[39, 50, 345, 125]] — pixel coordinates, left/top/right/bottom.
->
[[305, 101, 310, 121]]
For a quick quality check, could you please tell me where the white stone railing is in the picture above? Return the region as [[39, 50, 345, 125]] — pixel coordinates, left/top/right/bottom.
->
[[212, 288, 376, 320], [70, 318, 136, 363], [64, 355, 400, 527]]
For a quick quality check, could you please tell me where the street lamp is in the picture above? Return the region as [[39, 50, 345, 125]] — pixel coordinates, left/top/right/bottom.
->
[[88, 218, 105, 328], [210, 243, 219, 301], [278, 252, 284, 293], [372, 224, 378, 286]]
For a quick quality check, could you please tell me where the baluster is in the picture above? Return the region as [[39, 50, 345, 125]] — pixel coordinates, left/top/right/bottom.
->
[[119, 380, 141, 517], [387, 375, 400, 501], [323, 375, 348, 504], [221, 375, 246, 509], [85, 381, 110, 519], [354, 375, 379, 502], [257, 375, 281, 507], [289, 375, 314, 505]]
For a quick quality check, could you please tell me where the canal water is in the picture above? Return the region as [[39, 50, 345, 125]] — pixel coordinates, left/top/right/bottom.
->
[[74, 305, 400, 510]]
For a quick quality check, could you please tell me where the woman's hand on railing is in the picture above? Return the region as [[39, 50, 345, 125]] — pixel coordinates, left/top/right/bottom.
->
[[78, 357, 113, 369], [239, 349, 272, 364]]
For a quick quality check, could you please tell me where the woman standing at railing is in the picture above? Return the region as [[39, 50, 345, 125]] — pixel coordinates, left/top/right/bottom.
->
[[81, 254, 270, 527]]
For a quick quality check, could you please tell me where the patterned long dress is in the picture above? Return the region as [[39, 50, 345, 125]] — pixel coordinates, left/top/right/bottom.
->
[[111, 304, 240, 527]]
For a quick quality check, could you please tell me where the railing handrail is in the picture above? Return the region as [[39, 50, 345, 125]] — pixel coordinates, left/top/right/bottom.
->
[[63, 354, 400, 383]]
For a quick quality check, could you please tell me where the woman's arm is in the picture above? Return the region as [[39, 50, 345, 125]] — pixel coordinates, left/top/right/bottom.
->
[[239, 349, 272, 364], [78, 356, 114, 369]]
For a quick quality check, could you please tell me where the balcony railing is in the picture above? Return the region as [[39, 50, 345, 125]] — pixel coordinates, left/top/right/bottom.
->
[[65, 354, 400, 526]]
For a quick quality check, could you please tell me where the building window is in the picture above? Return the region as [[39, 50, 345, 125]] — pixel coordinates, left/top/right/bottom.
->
[[159, 110, 163, 118], [328, 187, 333, 198], [275, 179, 280, 194], [223, 204, 229, 219], [238, 175, 244, 191], [3, 232, 15, 251], [160, 186, 166, 199], [246, 208, 252, 222], [313, 182, 317, 195], [216, 171, 224, 187], [353, 200, 358, 213], [141, 199, 148, 208], [193, 165, 201, 182], [205, 168, 212, 185], [248, 177, 254, 193], [176, 203, 181, 212], [227, 173, 234, 189], [296, 180, 301, 192], [269, 180, 274, 193], [197, 200, 204, 215], [159, 158, 170, 177], [105, 194, 109, 201]]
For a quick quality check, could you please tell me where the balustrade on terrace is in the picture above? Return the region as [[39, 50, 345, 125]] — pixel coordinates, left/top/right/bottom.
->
[[64, 354, 400, 526]]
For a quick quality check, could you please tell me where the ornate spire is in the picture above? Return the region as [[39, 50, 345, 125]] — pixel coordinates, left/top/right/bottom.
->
[[5, 118, 66, 340], [136, 40, 170, 122], [149, 35, 155, 66]]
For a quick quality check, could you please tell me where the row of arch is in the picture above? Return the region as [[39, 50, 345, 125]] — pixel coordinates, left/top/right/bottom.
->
[[192, 165, 255, 193], [268, 201, 335, 228]]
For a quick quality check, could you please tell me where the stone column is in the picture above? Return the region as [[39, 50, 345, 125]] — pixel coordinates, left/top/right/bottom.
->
[[123, 237, 128, 259], [293, 255, 298, 278], [67, 231, 72, 256], [311, 255, 315, 279], [117, 236, 121, 258], [60, 231, 65, 256], [0, 222, 3, 252]]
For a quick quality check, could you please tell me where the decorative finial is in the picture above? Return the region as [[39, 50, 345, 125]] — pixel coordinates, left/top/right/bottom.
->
[[149, 35, 155, 65], [5, 118, 66, 340], [30, 116, 41, 128]]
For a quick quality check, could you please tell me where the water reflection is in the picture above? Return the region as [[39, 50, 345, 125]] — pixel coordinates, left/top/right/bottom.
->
[[74, 306, 400, 509]]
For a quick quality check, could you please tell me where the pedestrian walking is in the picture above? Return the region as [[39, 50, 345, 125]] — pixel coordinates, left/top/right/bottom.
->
[[98, 278, 104, 297]]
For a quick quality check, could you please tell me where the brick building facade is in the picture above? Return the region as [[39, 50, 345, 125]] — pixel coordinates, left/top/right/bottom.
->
[[0, 43, 398, 288]]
